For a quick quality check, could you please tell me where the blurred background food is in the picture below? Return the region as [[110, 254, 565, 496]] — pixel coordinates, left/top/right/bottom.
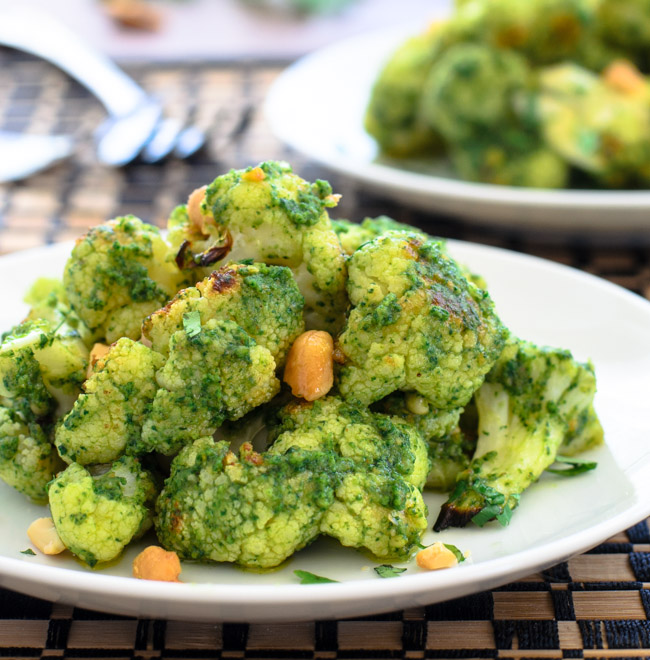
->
[[365, 0, 650, 189]]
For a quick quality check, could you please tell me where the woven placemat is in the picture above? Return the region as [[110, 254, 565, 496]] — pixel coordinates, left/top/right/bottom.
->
[[1, 48, 650, 658], [0, 521, 649, 658]]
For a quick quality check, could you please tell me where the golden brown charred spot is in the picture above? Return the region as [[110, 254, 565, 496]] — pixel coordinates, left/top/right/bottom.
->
[[87, 343, 111, 379], [549, 14, 581, 49], [403, 236, 424, 261], [241, 167, 266, 183], [210, 267, 238, 293], [142, 294, 182, 338], [601, 133, 624, 158], [433, 502, 481, 532], [495, 25, 528, 49], [170, 507, 184, 534], [196, 233, 233, 267], [222, 451, 237, 468], [174, 231, 233, 270], [240, 442, 264, 466], [175, 240, 192, 270], [284, 399, 313, 416]]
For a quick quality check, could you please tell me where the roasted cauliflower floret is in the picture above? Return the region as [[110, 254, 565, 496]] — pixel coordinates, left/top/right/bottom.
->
[[332, 216, 429, 255], [320, 468, 428, 559], [364, 26, 444, 156], [0, 406, 64, 502], [336, 231, 507, 409], [421, 43, 530, 143], [450, 132, 569, 188], [138, 318, 279, 456], [269, 396, 429, 559], [167, 162, 347, 332], [373, 392, 472, 491], [434, 337, 603, 531], [63, 216, 186, 343], [0, 318, 88, 420], [446, 0, 595, 65], [157, 397, 430, 568], [143, 262, 304, 365], [24, 278, 97, 348], [156, 438, 337, 569], [269, 396, 429, 489], [597, 0, 650, 52], [536, 62, 650, 187], [55, 338, 164, 465], [48, 455, 159, 567]]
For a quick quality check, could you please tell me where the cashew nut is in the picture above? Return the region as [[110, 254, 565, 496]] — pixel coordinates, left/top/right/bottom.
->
[[283, 330, 334, 402], [187, 186, 208, 233], [132, 545, 182, 582], [27, 517, 66, 555], [416, 542, 459, 570]]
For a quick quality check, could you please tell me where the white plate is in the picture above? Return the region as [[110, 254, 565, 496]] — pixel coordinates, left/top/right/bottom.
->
[[265, 27, 650, 232], [0, 241, 649, 622]]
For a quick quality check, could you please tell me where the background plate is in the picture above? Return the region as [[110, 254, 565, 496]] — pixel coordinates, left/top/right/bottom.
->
[[265, 27, 650, 232], [0, 241, 649, 621]]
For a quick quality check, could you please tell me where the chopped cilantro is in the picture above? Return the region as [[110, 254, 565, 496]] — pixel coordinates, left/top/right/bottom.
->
[[443, 544, 466, 563], [547, 454, 597, 477], [182, 311, 202, 340], [374, 564, 407, 578], [294, 570, 338, 584], [471, 503, 502, 527], [20, 549, 36, 556]]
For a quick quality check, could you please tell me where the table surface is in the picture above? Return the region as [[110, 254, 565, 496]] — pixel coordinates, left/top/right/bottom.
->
[[1, 48, 650, 658]]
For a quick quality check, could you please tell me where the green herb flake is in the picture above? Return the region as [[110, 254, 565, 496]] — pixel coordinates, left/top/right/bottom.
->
[[547, 454, 597, 477], [182, 311, 202, 340], [294, 570, 339, 584], [443, 544, 466, 563], [496, 504, 513, 527], [374, 564, 407, 578], [471, 503, 502, 528], [20, 549, 36, 556]]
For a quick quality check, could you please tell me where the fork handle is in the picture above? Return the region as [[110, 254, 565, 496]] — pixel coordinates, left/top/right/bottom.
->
[[0, 8, 147, 117]]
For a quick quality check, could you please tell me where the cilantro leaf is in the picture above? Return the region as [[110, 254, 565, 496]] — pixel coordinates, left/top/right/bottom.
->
[[294, 570, 338, 584], [182, 311, 202, 340], [495, 505, 513, 527], [443, 544, 466, 563], [471, 503, 502, 527], [547, 454, 597, 477], [20, 549, 36, 556], [374, 564, 407, 578]]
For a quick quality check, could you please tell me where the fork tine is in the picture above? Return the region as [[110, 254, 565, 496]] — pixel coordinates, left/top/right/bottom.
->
[[140, 117, 184, 164], [173, 125, 206, 159]]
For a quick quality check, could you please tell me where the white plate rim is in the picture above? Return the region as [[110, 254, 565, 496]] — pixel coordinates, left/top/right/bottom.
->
[[264, 26, 650, 230]]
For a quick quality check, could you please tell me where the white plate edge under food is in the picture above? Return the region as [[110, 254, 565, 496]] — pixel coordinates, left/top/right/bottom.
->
[[0, 240, 648, 621]]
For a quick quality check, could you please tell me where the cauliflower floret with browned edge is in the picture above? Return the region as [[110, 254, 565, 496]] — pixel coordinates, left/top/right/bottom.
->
[[156, 439, 337, 569], [136, 318, 280, 457], [167, 161, 347, 333], [142, 261, 304, 366], [336, 231, 507, 410]]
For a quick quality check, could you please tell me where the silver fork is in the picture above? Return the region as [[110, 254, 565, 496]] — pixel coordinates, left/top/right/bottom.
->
[[0, 8, 205, 168]]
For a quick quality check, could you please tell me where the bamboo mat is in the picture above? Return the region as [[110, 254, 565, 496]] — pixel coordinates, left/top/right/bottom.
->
[[1, 48, 650, 659]]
